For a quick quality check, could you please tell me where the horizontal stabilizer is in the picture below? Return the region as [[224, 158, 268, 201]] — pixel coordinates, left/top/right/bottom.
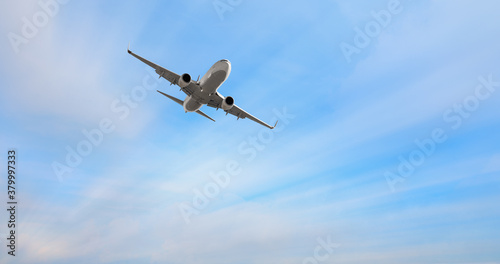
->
[[157, 90, 215, 122], [157, 90, 183, 106], [195, 109, 216, 122]]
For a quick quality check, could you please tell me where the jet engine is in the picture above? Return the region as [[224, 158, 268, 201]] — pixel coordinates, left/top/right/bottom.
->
[[177, 73, 191, 88], [221, 96, 234, 111]]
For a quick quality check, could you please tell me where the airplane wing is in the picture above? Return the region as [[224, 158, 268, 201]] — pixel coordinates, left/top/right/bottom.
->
[[127, 45, 197, 95], [227, 105, 278, 129], [207, 93, 277, 129]]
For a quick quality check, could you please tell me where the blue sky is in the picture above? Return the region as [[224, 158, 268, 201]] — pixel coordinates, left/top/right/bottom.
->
[[1, 0, 500, 263]]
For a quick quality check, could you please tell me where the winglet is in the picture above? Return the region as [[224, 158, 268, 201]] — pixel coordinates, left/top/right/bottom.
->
[[127, 42, 131, 54], [271, 120, 278, 129]]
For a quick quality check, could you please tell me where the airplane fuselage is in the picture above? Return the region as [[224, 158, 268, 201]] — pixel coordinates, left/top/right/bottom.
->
[[183, 59, 231, 112]]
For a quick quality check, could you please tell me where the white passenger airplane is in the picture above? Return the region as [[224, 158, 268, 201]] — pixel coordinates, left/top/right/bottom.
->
[[128, 46, 277, 129]]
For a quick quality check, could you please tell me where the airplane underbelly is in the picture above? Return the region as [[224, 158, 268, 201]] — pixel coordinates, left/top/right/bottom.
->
[[200, 70, 227, 94], [183, 95, 202, 112]]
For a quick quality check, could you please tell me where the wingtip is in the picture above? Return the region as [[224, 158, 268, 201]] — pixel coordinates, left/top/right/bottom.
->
[[127, 42, 131, 54], [271, 120, 278, 129]]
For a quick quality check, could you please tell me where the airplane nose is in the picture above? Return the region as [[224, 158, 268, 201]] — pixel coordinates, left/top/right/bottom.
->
[[216, 59, 231, 77], [224, 60, 231, 75]]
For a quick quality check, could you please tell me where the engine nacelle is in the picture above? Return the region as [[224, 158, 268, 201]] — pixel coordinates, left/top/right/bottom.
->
[[178, 73, 191, 88], [221, 96, 234, 111]]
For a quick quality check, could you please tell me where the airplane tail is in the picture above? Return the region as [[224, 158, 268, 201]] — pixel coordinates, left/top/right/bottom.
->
[[156, 90, 215, 122]]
